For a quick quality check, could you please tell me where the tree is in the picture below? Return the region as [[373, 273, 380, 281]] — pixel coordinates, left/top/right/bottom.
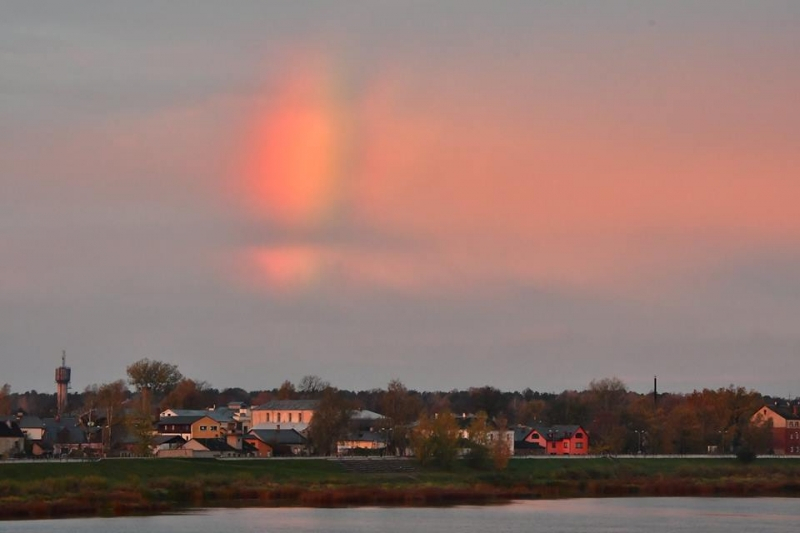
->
[[379, 379, 423, 456], [277, 380, 297, 400], [90, 380, 128, 454], [160, 378, 213, 410], [127, 410, 155, 457], [126, 358, 182, 413], [411, 409, 460, 469], [586, 377, 629, 453], [490, 416, 511, 471], [464, 411, 491, 469], [0, 384, 11, 415], [298, 375, 330, 398], [307, 387, 352, 455]]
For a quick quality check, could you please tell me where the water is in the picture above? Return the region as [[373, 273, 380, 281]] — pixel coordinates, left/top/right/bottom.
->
[[1, 498, 797, 532]]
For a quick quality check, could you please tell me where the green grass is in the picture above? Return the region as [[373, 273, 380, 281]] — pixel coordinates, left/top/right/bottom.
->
[[1, 457, 799, 519]]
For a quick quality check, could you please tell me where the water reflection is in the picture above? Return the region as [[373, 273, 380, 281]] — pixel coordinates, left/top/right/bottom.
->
[[1, 498, 797, 533]]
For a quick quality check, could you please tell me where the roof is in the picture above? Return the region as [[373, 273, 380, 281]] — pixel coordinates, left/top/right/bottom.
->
[[759, 404, 800, 421], [0, 415, 45, 429], [514, 426, 532, 442], [349, 409, 385, 420], [153, 435, 187, 446], [161, 408, 234, 423], [0, 420, 25, 438], [41, 417, 87, 444], [253, 400, 320, 411], [515, 440, 546, 451], [343, 430, 384, 443], [528, 424, 586, 442], [248, 428, 308, 445], [187, 438, 238, 452], [251, 422, 309, 432], [157, 415, 216, 426]]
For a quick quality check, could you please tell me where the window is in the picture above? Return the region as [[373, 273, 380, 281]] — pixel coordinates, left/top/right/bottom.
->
[[576, 442, 583, 449], [277, 413, 281, 423], [266, 413, 270, 422], [575, 432, 584, 439], [563, 441, 569, 449], [200, 425, 207, 431], [299, 413, 304, 423], [288, 413, 293, 422], [210, 425, 218, 431]]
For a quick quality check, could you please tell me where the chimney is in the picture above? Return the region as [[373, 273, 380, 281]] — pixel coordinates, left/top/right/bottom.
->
[[653, 375, 658, 408], [793, 404, 798, 417]]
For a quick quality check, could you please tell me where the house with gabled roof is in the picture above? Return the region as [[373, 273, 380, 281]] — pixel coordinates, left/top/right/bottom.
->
[[0, 414, 46, 442], [246, 427, 309, 457], [751, 403, 800, 455], [520, 424, 589, 455], [0, 420, 25, 457], [156, 414, 225, 441]]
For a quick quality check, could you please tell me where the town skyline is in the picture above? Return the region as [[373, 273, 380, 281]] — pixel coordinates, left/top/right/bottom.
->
[[3, 3, 800, 397]]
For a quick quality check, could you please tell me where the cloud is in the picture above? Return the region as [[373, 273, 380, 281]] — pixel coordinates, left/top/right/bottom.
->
[[231, 51, 800, 297]]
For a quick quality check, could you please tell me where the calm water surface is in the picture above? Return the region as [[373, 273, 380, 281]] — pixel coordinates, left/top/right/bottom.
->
[[1, 498, 796, 532]]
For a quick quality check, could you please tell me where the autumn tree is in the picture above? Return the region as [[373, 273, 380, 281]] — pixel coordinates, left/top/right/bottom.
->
[[127, 410, 155, 456], [411, 409, 461, 469], [0, 384, 11, 415], [307, 387, 352, 455], [126, 358, 183, 413], [277, 380, 297, 400], [161, 378, 214, 410], [586, 377, 630, 453], [379, 379, 423, 455], [464, 411, 491, 468], [490, 415, 511, 470]]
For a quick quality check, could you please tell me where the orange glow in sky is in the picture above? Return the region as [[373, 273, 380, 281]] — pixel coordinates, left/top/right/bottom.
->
[[240, 57, 346, 228]]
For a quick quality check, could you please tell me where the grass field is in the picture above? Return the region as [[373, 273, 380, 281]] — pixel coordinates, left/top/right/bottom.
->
[[1, 457, 799, 519]]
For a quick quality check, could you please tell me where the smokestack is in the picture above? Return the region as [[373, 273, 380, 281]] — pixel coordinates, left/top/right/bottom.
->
[[653, 375, 658, 409]]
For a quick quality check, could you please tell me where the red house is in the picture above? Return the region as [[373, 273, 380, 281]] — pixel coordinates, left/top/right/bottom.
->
[[523, 425, 589, 455], [751, 404, 800, 455]]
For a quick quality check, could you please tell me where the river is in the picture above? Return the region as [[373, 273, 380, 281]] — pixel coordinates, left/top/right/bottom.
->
[[1, 498, 796, 532]]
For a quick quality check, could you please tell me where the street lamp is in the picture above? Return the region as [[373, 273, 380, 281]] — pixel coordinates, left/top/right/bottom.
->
[[718, 430, 727, 455], [634, 430, 646, 455]]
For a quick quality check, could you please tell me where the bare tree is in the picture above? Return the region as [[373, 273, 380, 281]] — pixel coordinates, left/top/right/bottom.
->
[[298, 375, 330, 398], [90, 380, 128, 455], [379, 379, 422, 455]]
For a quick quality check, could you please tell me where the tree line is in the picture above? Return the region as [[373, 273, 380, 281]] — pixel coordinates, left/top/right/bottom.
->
[[0, 365, 782, 456]]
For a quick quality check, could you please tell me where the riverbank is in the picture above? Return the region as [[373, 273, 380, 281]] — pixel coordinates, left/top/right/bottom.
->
[[2, 457, 800, 519]]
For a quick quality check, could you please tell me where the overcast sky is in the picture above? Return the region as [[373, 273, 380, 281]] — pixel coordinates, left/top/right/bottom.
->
[[2, 2, 799, 396]]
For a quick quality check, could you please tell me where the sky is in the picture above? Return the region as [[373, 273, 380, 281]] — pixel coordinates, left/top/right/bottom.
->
[[2, 2, 799, 397]]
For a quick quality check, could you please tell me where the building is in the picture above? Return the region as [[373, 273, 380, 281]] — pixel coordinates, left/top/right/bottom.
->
[[251, 400, 319, 429], [246, 427, 309, 457], [751, 403, 800, 455], [519, 424, 589, 455], [0, 420, 25, 457], [156, 414, 225, 441], [0, 414, 45, 442]]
